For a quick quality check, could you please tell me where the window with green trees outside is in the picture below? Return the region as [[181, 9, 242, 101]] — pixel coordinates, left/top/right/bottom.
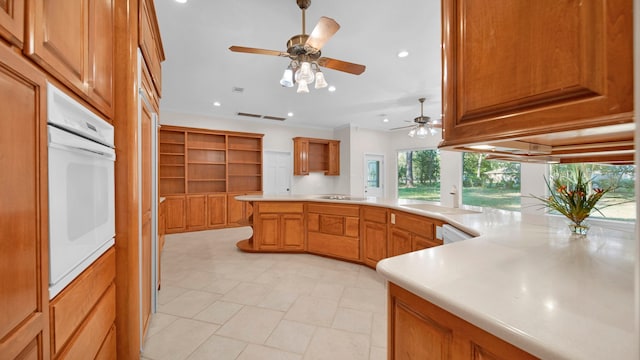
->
[[397, 149, 440, 201], [462, 153, 521, 211]]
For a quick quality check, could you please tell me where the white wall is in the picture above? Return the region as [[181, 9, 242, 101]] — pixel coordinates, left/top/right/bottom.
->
[[348, 126, 393, 197], [161, 111, 340, 194], [520, 163, 548, 215]]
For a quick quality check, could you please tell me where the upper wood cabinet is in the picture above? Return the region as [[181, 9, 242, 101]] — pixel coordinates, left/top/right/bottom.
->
[[25, 0, 114, 118], [293, 137, 340, 176], [0, 43, 50, 359], [441, 0, 634, 161], [0, 0, 24, 46], [139, 0, 165, 96]]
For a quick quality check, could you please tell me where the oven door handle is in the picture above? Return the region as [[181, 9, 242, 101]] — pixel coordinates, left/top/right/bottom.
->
[[48, 125, 116, 161], [49, 142, 116, 161]]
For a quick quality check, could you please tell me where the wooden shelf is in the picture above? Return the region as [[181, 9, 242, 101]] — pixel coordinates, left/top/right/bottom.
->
[[160, 164, 184, 167], [160, 176, 184, 179], [187, 161, 226, 165], [228, 161, 261, 165], [188, 178, 226, 182], [159, 152, 184, 156]]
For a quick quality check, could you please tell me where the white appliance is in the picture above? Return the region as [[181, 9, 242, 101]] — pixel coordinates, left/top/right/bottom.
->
[[47, 83, 116, 299], [442, 224, 475, 244]]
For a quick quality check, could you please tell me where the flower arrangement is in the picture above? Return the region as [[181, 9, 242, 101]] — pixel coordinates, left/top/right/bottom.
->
[[532, 168, 611, 235]]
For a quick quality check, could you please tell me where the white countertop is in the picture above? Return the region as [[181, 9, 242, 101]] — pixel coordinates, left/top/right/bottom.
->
[[237, 194, 638, 359]]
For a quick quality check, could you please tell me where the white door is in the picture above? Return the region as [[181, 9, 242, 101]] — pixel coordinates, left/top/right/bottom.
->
[[264, 151, 292, 195], [364, 154, 384, 198]]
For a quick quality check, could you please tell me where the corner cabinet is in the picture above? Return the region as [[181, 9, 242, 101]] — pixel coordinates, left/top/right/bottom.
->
[[388, 283, 537, 359], [389, 210, 443, 257], [293, 137, 340, 176], [158, 126, 263, 233], [440, 0, 634, 160]]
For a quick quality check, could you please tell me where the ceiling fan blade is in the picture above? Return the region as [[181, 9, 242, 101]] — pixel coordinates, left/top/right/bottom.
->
[[305, 16, 340, 51], [317, 57, 366, 75], [229, 46, 289, 57], [389, 125, 415, 131]]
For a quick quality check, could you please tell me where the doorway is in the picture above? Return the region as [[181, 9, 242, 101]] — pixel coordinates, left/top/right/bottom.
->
[[364, 154, 384, 198], [264, 151, 292, 195]]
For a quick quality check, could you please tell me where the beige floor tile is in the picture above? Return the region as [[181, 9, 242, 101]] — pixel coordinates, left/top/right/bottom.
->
[[145, 312, 179, 339], [158, 290, 221, 318], [310, 282, 344, 300], [303, 327, 370, 360], [216, 306, 284, 343], [355, 268, 387, 290], [157, 284, 188, 305], [369, 346, 387, 360], [340, 287, 387, 314], [221, 282, 273, 305], [331, 307, 373, 335], [284, 296, 339, 327], [237, 344, 302, 360], [371, 312, 387, 348], [174, 270, 219, 290], [193, 300, 243, 325], [201, 278, 240, 294], [186, 335, 247, 360], [142, 318, 219, 360], [258, 289, 300, 311], [265, 320, 317, 354]]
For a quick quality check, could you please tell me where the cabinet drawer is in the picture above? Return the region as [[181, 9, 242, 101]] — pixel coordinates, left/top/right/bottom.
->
[[258, 202, 304, 213], [50, 247, 115, 355], [393, 212, 435, 240], [56, 284, 116, 359], [308, 203, 359, 217], [308, 232, 359, 261], [362, 206, 387, 224], [95, 325, 116, 360]]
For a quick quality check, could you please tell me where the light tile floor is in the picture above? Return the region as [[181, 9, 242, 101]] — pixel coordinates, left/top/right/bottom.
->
[[142, 227, 388, 360]]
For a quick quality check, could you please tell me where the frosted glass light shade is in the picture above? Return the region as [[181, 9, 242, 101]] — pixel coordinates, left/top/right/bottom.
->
[[280, 68, 294, 87], [297, 62, 315, 83], [415, 125, 429, 138], [315, 71, 328, 88], [297, 79, 309, 93]]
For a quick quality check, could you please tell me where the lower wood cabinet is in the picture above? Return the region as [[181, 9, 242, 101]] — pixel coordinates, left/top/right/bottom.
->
[[166, 194, 228, 233], [50, 248, 116, 358], [187, 194, 207, 231], [165, 195, 186, 233], [307, 203, 360, 261], [227, 192, 259, 227], [253, 202, 305, 251], [389, 210, 443, 257], [388, 282, 537, 360], [361, 206, 388, 267]]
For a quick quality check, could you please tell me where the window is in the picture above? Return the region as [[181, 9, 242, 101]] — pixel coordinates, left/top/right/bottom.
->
[[549, 164, 635, 222], [462, 153, 521, 211], [397, 149, 440, 201]]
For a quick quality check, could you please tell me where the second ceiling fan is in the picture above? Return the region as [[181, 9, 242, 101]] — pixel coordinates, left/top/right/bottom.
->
[[229, 0, 366, 92]]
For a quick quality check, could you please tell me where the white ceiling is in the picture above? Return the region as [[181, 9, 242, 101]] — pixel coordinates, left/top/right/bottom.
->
[[155, 0, 442, 132]]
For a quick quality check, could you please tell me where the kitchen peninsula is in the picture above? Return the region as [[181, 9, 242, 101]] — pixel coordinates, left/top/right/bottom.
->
[[235, 194, 636, 360]]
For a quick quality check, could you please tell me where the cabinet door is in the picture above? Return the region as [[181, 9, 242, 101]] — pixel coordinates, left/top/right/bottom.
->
[[165, 196, 186, 233], [293, 138, 309, 175], [186, 194, 207, 230], [0, 45, 49, 359], [0, 0, 24, 46], [362, 221, 387, 267], [207, 194, 226, 228], [326, 140, 340, 176], [389, 228, 412, 257], [441, 0, 633, 146], [227, 193, 245, 226], [87, 0, 114, 117], [413, 234, 441, 251], [255, 214, 279, 250], [281, 214, 304, 250]]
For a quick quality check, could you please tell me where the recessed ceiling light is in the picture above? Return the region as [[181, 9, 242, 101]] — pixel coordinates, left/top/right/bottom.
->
[[397, 50, 409, 58], [213, 101, 221, 107], [175, 0, 187, 3], [383, 118, 389, 123], [287, 112, 294, 117], [328, 86, 336, 92]]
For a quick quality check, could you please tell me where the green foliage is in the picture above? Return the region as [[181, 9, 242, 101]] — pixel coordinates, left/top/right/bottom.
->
[[397, 149, 441, 188], [462, 153, 520, 189]]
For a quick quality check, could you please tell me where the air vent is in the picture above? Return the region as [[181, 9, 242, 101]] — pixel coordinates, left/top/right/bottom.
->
[[236, 112, 261, 118], [232, 87, 244, 93], [262, 115, 286, 121]]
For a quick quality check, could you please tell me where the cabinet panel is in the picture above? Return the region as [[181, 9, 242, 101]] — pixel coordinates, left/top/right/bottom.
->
[[95, 325, 116, 360], [327, 140, 340, 176], [207, 194, 227, 228], [362, 221, 387, 267], [389, 228, 412, 257], [165, 195, 186, 233], [87, 0, 114, 117], [308, 232, 359, 261], [186, 194, 207, 230], [442, 0, 633, 146], [0, 45, 49, 360], [139, 0, 164, 95], [227, 193, 245, 226], [0, 0, 24, 46], [256, 214, 279, 250], [293, 138, 309, 175], [281, 214, 305, 250], [413, 234, 442, 251]]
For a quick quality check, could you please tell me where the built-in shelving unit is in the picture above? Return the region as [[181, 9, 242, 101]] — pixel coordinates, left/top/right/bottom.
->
[[159, 126, 263, 233]]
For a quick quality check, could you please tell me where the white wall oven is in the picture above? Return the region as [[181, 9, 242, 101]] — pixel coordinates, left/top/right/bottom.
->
[[47, 83, 116, 299]]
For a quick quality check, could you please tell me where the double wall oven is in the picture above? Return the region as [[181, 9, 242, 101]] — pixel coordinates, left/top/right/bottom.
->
[[47, 83, 116, 299]]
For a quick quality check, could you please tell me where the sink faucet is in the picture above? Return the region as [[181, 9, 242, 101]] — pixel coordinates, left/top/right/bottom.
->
[[449, 185, 459, 208]]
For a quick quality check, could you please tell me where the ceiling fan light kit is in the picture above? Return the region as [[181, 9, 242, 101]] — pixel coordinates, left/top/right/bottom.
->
[[230, 0, 365, 94], [390, 98, 442, 138]]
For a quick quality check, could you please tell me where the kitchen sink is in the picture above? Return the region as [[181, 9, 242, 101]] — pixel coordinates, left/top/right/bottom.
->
[[316, 195, 368, 201], [400, 203, 481, 215]]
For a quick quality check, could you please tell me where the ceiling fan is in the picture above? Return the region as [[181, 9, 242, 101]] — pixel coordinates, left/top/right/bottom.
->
[[229, 0, 366, 92], [390, 98, 442, 137]]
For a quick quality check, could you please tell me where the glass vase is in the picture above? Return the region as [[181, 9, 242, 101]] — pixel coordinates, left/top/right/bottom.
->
[[568, 222, 589, 236]]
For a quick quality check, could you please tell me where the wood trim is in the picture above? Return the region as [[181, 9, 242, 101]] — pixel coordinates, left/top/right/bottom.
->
[[160, 124, 264, 138]]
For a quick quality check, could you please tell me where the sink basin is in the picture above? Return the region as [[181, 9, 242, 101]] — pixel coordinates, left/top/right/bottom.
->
[[316, 195, 368, 201], [401, 203, 481, 215]]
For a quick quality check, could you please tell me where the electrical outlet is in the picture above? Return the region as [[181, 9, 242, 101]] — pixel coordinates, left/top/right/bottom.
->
[[390, 213, 396, 224]]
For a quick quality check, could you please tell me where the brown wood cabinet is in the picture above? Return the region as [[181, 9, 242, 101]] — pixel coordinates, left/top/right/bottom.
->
[[388, 282, 537, 360], [253, 202, 305, 251], [307, 203, 360, 261], [293, 137, 340, 176], [389, 210, 442, 257], [361, 206, 388, 267], [440, 0, 634, 163], [0, 0, 24, 46], [159, 126, 263, 231], [164, 195, 186, 233], [139, 0, 165, 96], [26, 0, 114, 118], [0, 43, 50, 360]]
